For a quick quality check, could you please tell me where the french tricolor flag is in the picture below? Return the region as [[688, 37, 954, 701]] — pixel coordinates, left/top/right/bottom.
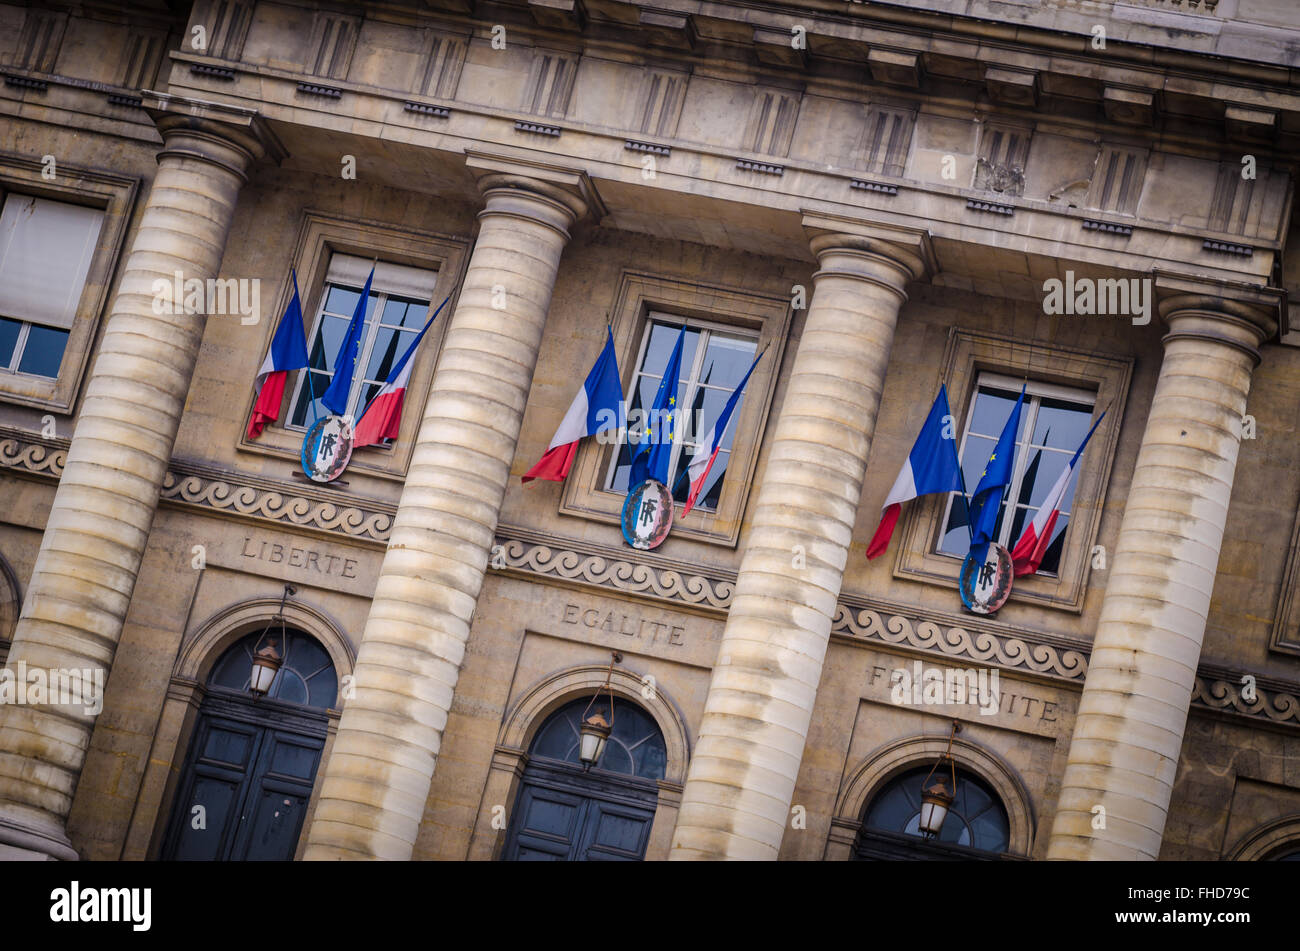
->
[[1010, 411, 1105, 577], [522, 328, 623, 483], [247, 271, 310, 439], [866, 386, 964, 559], [352, 295, 450, 449], [681, 348, 764, 517]]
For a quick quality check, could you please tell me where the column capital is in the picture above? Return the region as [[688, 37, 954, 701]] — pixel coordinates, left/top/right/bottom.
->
[[142, 91, 286, 182], [801, 212, 935, 295], [1154, 271, 1283, 367], [466, 150, 606, 239]]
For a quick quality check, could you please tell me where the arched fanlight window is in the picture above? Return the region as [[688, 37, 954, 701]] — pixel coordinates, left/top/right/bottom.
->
[[859, 765, 1011, 858], [528, 697, 667, 781], [207, 629, 338, 710]]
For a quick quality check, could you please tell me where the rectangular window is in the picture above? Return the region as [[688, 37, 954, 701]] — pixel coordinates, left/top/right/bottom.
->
[[604, 314, 758, 513], [287, 253, 438, 435], [0, 193, 104, 380], [937, 373, 1097, 576]]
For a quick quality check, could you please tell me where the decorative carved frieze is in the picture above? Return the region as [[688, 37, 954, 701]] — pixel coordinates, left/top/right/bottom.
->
[[1, 425, 1296, 728], [1193, 677, 1299, 725], [831, 605, 1089, 682]]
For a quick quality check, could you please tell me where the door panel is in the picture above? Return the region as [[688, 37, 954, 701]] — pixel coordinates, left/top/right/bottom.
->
[[503, 786, 585, 860], [229, 730, 323, 861], [164, 708, 326, 861], [579, 800, 654, 861], [504, 769, 657, 861]]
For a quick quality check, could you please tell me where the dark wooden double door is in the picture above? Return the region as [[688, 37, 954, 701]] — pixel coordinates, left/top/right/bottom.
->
[[503, 761, 658, 861], [163, 693, 326, 861]]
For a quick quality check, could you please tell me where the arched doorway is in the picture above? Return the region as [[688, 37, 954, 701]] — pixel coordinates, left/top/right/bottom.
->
[[855, 765, 1012, 860], [162, 628, 337, 861], [503, 696, 667, 861]]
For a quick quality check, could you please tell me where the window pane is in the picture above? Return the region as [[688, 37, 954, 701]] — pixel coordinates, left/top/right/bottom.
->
[[0, 317, 19, 368], [289, 370, 331, 427], [968, 387, 1025, 438], [364, 325, 409, 381], [381, 297, 426, 329], [17, 325, 69, 378], [643, 321, 700, 380], [1032, 397, 1094, 450], [1015, 448, 1069, 509], [699, 333, 757, 391], [311, 315, 352, 372], [686, 386, 738, 450], [323, 285, 360, 317], [959, 433, 995, 488]]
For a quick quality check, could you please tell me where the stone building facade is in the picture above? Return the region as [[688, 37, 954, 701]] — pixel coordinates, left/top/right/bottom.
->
[[0, 0, 1298, 861]]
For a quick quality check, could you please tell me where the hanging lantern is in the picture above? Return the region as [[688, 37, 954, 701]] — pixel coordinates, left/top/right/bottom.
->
[[249, 584, 295, 698], [918, 721, 961, 838], [577, 651, 622, 771], [918, 774, 955, 837], [249, 640, 283, 696], [578, 711, 613, 769]]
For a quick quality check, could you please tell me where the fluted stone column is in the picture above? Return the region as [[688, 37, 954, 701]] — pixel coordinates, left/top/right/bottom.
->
[[0, 98, 278, 860], [670, 217, 930, 860], [1047, 280, 1278, 861], [304, 157, 597, 860]]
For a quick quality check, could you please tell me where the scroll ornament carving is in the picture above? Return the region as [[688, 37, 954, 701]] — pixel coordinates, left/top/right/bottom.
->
[[832, 605, 1089, 681], [0, 438, 66, 478], [159, 472, 393, 541], [1193, 677, 1300, 725], [491, 539, 734, 610]]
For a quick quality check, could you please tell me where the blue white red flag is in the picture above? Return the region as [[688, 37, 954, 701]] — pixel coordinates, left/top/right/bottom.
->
[[247, 270, 309, 439], [866, 385, 963, 558], [680, 348, 764, 516], [1010, 411, 1105, 576], [522, 327, 624, 483]]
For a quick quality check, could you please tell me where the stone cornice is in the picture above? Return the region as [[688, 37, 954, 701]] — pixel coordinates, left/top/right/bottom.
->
[[1, 424, 1296, 729], [160, 56, 1283, 289]]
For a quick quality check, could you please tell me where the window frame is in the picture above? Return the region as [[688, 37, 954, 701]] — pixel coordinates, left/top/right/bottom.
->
[[554, 271, 791, 549], [887, 328, 1132, 613], [936, 371, 1098, 575], [0, 156, 137, 413], [284, 269, 437, 435], [601, 311, 760, 514], [235, 211, 469, 482]]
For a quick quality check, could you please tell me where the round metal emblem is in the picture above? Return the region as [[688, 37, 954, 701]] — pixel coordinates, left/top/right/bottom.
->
[[621, 479, 674, 550], [301, 414, 354, 483], [958, 542, 1014, 615]]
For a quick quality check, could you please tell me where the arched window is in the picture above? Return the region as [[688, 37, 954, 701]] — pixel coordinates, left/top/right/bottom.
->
[[208, 629, 338, 710], [503, 696, 667, 860], [857, 765, 1011, 860], [528, 697, 667, 781]]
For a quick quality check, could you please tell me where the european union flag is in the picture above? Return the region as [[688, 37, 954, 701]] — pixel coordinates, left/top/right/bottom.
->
[[968, 384, 1026, 550], [628, 324, 686, 487], [320, 266, 374, 417]]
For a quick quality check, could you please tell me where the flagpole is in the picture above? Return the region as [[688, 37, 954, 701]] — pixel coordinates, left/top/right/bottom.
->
[[353, 293, 452, 426], [287, 269, 323, 427]]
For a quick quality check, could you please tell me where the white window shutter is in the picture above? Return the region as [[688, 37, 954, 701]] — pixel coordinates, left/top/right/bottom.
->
[[0, 195, 104, 330], [325, 252, 438, 302]]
